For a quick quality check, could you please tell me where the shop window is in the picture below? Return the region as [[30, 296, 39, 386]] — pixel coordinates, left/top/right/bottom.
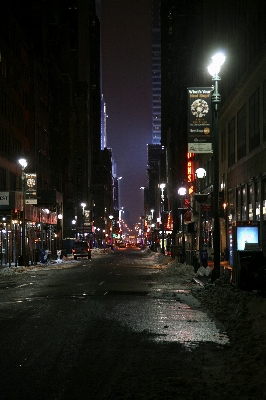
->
[[255, 180, 260, 221], [247, 184, 253, 220], [256, 202, 260, 221], [263, 200, 266, 221], [262, 180, 266, 220], [241, 186, 246, 220]]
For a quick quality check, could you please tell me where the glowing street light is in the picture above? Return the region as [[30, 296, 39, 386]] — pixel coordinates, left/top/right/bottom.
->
[[18, 158, 27, 266], [194, 168, 208, 252], [208, 52, 226, 282], [178, 185, 187, 262], [160, 183, 166, 254], [81, 203, 86, 239]]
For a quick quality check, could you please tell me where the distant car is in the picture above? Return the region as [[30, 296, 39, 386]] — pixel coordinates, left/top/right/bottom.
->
[[72, 241, 91, 259], [126, 243, 132, 248], [118, 242, 126, 248]]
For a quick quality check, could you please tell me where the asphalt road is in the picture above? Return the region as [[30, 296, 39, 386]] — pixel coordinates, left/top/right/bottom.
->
[[0, 249, 231, 400]]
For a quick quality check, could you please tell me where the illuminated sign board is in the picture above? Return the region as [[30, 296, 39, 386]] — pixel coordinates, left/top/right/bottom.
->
[[187, 153, 194, 194], [187, 87, 213, 153]]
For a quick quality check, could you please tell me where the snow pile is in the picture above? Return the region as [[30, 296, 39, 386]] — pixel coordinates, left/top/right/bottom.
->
[[0, 267, 25, 277], [191, 279, 266, 397], [91, 247, 114, 254], [158, 261, 196, 284], [154, 258, 266, 396], [0, 259, 78, 276], [152, 258, 197, 284]]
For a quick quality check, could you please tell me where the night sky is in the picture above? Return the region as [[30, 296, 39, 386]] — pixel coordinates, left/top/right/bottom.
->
[[100, 0, 152, 227]]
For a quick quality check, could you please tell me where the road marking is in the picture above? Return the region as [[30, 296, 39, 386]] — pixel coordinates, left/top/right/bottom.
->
[[99, 281, 104, 285]]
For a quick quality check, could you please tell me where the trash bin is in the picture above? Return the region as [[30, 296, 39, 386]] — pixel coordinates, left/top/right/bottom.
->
[[200, 250, 208, 268], [193, 256, 200, 273], [41, 250, 46, 264], [18, 255, 23, 266], [34, 249, 40, 263]]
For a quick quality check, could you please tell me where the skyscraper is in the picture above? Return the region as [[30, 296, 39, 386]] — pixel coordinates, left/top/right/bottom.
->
[[151, 0, 161, 145]]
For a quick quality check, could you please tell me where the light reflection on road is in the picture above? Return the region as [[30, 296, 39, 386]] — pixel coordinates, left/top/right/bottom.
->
[[104, 295, 229, 349]]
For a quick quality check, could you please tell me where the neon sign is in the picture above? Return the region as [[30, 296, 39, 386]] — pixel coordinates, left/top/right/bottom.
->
[[187, 153, 194, 194]]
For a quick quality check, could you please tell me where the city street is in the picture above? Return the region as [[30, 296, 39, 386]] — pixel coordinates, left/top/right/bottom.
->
[[0, 249, 254, 399]]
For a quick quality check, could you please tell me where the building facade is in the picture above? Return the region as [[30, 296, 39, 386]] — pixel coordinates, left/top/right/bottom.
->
[[151, 0, 161, 145], [0, 0, 114, 264], [159, 0, 266, 267]]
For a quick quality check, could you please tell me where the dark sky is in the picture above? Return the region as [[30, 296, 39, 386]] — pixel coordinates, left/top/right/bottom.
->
[[100, 0, 152, 227]]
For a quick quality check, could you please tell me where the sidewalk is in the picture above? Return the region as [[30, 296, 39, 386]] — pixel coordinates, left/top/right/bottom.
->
[[0, 247, 115, 276]]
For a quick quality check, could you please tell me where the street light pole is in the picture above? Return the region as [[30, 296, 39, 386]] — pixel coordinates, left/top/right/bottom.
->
[[194, 168, 208, 252], [208, 53, 225, 282], [160, 183, 166, 255], [81, 203, 86, 240], [18, 158, 27, 266], [178, 186, 187, 262], [109, 215, 113, 248]]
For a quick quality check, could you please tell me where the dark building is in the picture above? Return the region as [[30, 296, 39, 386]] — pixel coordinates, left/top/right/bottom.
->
[[151, 0, 161, 145], [146, 143, 161, 216], [0, 0, 111, 263], [160, 0, 266, 269]]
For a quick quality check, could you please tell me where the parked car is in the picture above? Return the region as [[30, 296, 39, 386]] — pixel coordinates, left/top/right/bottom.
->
[[72, 241, 91, 259]]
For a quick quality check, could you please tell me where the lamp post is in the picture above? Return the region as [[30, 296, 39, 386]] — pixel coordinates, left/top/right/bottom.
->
[[72, 219, 76, 239], [194, 168, 208, 252], [81, 203, 86, 240], [140, 187, 145, 217], [178, 186, 187, 262], [160, 183, 166, 254], [150, 209, 154, 250], [18, 158, 27, 266], [208, 52, 225, 282], [109, 215, 113, 248]]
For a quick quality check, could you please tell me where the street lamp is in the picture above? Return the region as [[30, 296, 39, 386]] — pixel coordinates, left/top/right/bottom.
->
[[178, 186, 187, 262], [18, 158, 27, 266], [140, 187, 145, 217], [208, 52, 225, 282], [194, 168, 208, 252], [160, 183, 166, 254], [72, 219, 76, 239], [81, 203, 86, 240], [109, 215, 113, 248]]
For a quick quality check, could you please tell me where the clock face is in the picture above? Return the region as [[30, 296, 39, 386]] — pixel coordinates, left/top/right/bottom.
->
[[191, 99, 209, 118], [27, 178, 36, 188]]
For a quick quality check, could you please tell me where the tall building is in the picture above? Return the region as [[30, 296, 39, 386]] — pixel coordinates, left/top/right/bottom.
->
[[0, 0, 113, 264], [146, 144, 161, 215], [160, 0, 266, 269], [151, 0, 161, 145], [100, 95, 107, 150]]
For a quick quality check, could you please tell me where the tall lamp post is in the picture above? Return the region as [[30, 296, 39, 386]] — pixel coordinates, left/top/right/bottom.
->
[[109, 215, 113, 248], [208, 52, 225, 282], [18, 158, 27, 266], [160, 183, 166, 254], [194, 168, 208, 252], [150, 209, 154, 251], [81, 203, 86, 240], [178, 186, 187, 262]]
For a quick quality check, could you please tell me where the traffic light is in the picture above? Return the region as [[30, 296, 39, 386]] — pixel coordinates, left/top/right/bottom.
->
[[12, 209, 23, 220]]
